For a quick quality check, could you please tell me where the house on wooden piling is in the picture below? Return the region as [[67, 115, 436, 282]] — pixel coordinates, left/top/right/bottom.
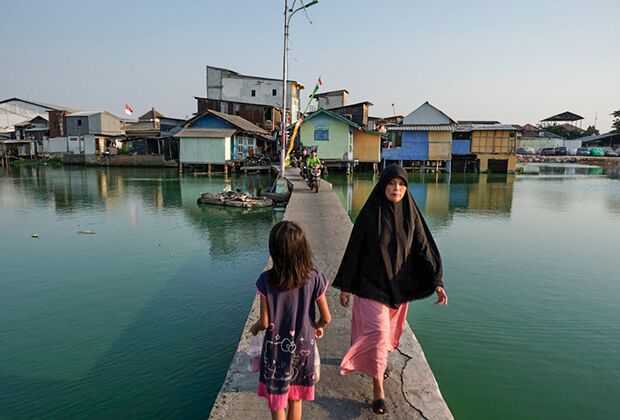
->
[[297, 108, 382, 169], [384, 102, 456, 172], [4, 115, 50, 157], [124, 108, 184, 159], [174, 109, 273, 172], [452, 123, 518, 173]]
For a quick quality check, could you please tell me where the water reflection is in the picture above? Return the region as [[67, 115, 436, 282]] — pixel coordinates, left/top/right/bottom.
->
[[327, 172, 516, 229], [520, 163, 605, 176], [0, 166, 276, 418], [1, 166, 274, 217], [1, 165, 276, 262]]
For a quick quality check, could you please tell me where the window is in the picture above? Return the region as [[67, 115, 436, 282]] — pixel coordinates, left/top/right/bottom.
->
[[77, 119, 82, 126], [251, 90, 256, 97], [314, 126, 329, 141], [394, 132, 402, 148], [272, 89, 277, 96]]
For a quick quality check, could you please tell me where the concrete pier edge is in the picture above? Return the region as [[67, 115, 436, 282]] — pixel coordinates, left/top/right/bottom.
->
[[209, 169, 453, 419]]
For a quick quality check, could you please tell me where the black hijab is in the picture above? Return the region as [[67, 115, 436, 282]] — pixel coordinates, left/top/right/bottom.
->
[[332, 164, 443, 307]]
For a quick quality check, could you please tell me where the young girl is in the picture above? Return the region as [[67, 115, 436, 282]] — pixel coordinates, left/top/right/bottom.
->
[[250, 221, 331, 420]]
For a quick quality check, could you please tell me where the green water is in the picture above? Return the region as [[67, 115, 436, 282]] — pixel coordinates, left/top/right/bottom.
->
[[0, 166, 277, 418], [2, 165, 619, 419], [326, 167, 620, 420]]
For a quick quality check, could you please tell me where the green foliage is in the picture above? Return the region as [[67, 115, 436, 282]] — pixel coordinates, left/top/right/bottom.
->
[[540, 124, 584, 140], [583, 125, 599, 136], [119, 143, 132, 155], [612, 110, 620, 132]]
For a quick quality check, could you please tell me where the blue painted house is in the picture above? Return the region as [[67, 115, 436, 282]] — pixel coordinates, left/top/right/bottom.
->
[[174, 109, 272, 168], [384, 102, 457, 171]]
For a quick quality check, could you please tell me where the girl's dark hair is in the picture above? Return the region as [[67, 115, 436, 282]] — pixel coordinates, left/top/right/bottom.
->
[[268, 221, 313, 291]]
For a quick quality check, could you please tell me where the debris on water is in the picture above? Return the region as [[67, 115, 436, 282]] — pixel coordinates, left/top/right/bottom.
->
[[31, 233, 40, 238], [197, 191, 273, 208], [169, 253, 174, 257], [78, 230, 96, 234]]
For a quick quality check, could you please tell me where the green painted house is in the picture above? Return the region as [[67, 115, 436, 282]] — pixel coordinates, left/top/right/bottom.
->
[[298, 108, 357, 161]]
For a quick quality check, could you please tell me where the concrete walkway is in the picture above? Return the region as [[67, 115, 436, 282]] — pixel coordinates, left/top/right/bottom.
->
[[209, 169, 453, 419]]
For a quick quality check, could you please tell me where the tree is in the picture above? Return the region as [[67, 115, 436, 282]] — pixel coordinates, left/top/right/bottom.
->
[[583, 125, 599, 136], [612, 110, 620, 132], [541, 124, 583, 139]]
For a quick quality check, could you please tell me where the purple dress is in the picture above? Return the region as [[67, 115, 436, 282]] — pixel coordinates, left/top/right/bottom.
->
[[255, 269, 328, 411]]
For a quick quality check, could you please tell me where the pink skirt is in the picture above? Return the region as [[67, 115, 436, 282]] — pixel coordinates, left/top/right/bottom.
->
[[340, 296, 408, 379], [257, 382, 314, 411]]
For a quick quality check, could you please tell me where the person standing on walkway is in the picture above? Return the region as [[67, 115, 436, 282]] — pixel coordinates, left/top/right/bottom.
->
[[332, 164, 448, 415], [250, 221, 332, 420]]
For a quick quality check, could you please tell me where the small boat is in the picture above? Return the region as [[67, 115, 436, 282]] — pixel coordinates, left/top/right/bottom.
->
[[261, 191, 290, 204], [197, 191, 273, 208]]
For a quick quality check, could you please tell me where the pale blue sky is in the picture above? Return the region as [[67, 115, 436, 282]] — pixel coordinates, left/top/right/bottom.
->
[[2, 0, 619, 130]]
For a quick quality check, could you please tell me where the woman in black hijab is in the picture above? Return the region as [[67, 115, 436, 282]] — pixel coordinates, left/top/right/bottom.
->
[[332, 164, 448, 415]]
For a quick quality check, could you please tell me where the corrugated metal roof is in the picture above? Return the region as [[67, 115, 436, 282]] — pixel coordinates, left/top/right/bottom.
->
[[185, 109, 270, 136], [174, 128, 237, 138], [388, 124, 458, 131], [0, 97, 77, 112], [455, 124, 518, 132], [541, 111, 583, 122], [576, 130, 619, 143], [67, 111, 102, 117], [208, 109, 270, 135]]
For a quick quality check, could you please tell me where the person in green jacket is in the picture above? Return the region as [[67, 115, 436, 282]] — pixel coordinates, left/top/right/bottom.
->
[[306, 150, 322, 167]]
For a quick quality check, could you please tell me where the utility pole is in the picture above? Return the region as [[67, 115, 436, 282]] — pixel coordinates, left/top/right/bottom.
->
[[280, 0, 318, 178], [281, 0, 289, 176]]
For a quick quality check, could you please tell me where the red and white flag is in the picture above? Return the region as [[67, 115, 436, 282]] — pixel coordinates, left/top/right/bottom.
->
[[124, 104, 133, 116]]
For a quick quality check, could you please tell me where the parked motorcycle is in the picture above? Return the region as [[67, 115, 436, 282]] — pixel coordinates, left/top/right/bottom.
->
[[307, 164, 321, 193]]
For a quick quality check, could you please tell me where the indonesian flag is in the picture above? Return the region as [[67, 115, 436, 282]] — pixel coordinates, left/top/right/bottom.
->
[[310, 76, 322, 96], [124, 104, 133, 115]]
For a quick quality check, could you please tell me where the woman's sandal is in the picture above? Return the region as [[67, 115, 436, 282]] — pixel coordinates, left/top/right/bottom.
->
[[372, 399, 388, 415]]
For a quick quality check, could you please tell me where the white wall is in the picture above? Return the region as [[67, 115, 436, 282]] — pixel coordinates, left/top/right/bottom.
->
[[44, 137, 68, 153], [208, 67, 301, 121], [562, 139, 583, 149], [67, 135, 96, 155], [0, 100, 52, 133], [93, 113, 123, 135]]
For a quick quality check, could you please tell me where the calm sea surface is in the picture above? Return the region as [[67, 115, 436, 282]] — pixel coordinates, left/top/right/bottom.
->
[[326, 165, 620, 420], [1, 164, 619, 419]]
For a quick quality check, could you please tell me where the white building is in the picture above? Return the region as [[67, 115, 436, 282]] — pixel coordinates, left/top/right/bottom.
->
[[65, 111, 124, 155], [0, 97, 71, 135], [206, 65, 304, 123]]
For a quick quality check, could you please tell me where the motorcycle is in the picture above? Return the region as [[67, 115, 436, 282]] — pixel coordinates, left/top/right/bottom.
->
[[307, 164, 321, 193]]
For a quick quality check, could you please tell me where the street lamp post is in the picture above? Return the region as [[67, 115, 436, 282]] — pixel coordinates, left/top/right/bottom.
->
[[280, 0, 318, 177]]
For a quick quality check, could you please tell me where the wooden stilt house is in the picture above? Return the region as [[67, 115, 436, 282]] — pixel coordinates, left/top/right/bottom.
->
[[383, 102, 457, 172]]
